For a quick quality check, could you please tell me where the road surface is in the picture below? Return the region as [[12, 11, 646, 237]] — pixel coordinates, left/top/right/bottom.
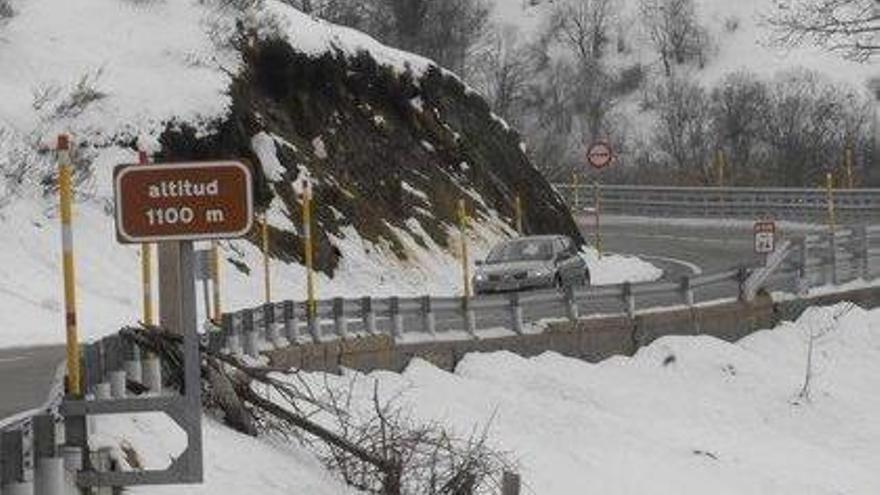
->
[[0, 345, 65, 421]]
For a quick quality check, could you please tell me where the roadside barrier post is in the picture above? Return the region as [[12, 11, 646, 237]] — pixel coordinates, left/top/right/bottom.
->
[[390, 297, 403, 340], [333, 298, 348, 338], [572, 171, 579, 211], [845, 145, 854, 189], [623, 282, 635, 319], [421, 296, 436, 335], [680, 276, 694, 307], [565, 285, 578, 322], [362, 297, 376, 334], [57, 135, 81, 397], [243, 309, 258, 357], [593, 181, 603, 258], [283, 300, 298, 343], [858, 225, 870, 279], [509, 292, 524, 335], [263, 303, 278, 345], [211, 241, 222, 323], [222, 313, 242, 356], [34, 415, 64, 495]]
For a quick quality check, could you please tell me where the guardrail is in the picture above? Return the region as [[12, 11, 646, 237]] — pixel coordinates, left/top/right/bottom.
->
[[214, 226, 880, 358], [3, 227, 877, 494], [552, 184, 880, 223]]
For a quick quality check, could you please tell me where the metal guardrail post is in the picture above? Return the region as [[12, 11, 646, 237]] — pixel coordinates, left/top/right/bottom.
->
[[829, 233, 839, 286], [421, 296, 436, 335], [263, 303, 278, 345], [222, 313, 241, 356], [858, 225, 870, 280], [501, 471, 521, 495], [1, 429, 27, 494], [463, 297, 477, 338], [34, 415, 64, 495], [333, 298, 348, 338], [283, 300, 298, 343], [565, 286, 578, 322], [736, 267, 749, 301], [622, 282, 635, 319], [390, 297, 403, 340], [509, 292, 524, 335], [362, 297, 376, 334], [307, 303, 320, 343], [124, 338, 142, 386], [243, 309, 258, 358], [793, 238, 807, 293], [680, 276, 694, 306]]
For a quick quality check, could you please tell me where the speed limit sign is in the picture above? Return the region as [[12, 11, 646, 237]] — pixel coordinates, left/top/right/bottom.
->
[[754, 221, 776, 254]]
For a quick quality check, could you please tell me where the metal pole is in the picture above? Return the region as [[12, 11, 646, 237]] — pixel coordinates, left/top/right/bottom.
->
[[594, 180, 602, 258], [826, 172, 837, 234], [57, 134, 81, 397], [716, 149, 725, 187], [260, 213, 271, 305], [458, 199, 471, 298], [303, 185, 316, 322], [211, 240, 221, 322], [572, 171, 579, 210], [137, 151, 154, 326]]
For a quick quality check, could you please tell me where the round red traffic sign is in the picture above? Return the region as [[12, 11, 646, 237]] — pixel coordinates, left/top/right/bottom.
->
[[587, 141, 614, 169]]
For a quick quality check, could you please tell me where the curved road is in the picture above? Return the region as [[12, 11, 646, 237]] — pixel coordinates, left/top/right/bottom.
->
[[1, 217, 798, 421]]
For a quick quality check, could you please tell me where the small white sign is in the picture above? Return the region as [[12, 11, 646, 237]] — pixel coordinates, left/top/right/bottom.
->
[[754, 221, 776, 254]]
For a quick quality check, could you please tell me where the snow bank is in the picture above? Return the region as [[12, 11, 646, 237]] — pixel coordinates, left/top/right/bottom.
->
[[293, 302, 880, 494], [92, 414, 355, 495]]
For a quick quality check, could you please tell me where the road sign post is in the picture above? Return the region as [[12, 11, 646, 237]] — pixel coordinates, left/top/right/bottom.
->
[[56, 134, 81, 397], [586, 140, 614, 258], [754, 220, 776, 265]]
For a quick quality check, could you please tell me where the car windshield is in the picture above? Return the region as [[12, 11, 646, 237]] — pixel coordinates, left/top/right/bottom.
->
[[486, 239, 554, 263]]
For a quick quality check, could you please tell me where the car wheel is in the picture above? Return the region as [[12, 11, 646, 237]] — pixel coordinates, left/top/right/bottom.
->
[[583, 269, 591, 287], [554, 274, 564, 291]]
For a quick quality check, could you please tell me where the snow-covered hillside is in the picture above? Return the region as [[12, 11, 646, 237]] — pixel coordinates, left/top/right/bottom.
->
[[490, 0, 876, 89], [0, 0, 659, 348], [95, 302, 880, 494]]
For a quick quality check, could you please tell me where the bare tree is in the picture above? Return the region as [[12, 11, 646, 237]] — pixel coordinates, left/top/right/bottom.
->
[[639, 0, 709, 76], [469, 25, 533, 122], [650, 75, 714, 184], [766, 0, 880, 62], [710, 71, 769, 184], [794, 303, 855, 404]]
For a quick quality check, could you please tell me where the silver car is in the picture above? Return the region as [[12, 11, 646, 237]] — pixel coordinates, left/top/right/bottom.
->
[[473, 235, 590, 294]]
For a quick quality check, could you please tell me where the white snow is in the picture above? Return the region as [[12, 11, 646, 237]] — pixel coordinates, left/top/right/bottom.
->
[[286, 301, 880, 494], [91, 414, 355, 495], [251, 132, 286, 182]]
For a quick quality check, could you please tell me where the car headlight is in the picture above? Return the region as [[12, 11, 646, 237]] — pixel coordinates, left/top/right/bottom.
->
[[474, 273, 487, 282], [530, 268, 551, 278]]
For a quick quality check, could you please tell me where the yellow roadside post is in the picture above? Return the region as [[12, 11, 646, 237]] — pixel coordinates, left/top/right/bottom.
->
[[845, 145, 854, 189], [458, 199, 471, 298], [515, 194, 523, 235], [716, 149, 726, 187], [138, 151, 154, 326], [826, 171, 836, 233], [57, 134, 81, 396], [260, 212, 271, 304], [302, 181, 316, 320], [572, 171, 580, 210], [211, 240, 221, 322], [593, 180, 602, 259]]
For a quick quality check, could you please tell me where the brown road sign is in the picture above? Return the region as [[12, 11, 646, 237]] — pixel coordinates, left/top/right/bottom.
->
[[587, 141, 614, 169], [114, 161, 253, 243]]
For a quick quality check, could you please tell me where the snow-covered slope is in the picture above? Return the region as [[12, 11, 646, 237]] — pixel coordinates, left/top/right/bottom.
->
[[287, 302, 880, 494], [490, 0, 876, 90], [0, 0, 659, 348]]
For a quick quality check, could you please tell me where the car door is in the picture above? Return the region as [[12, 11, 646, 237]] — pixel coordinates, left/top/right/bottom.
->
[[556, 238, 580, 283]]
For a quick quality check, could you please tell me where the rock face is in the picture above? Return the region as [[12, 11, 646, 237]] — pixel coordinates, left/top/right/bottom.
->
[[157, 35, 582, 275]]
